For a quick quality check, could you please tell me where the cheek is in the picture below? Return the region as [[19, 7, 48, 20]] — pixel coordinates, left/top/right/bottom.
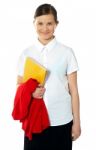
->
[[50, 26, 55, 32], [35, 28, 42, 34], [35, 25, 41, 31]]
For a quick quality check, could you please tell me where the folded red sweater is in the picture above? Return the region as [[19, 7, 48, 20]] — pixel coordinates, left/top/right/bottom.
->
[[12, 78, 50, 140]]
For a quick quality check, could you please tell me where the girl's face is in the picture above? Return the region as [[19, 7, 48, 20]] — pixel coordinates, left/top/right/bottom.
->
[[34, 14, 57, 44]]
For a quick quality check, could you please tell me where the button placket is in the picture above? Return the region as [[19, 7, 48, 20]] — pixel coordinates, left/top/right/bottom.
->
[[41, 47, 48, 107], [42, 47, 48, 68]]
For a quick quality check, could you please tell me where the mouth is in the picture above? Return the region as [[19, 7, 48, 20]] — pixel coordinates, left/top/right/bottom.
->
[[41, 32, 50, 35]]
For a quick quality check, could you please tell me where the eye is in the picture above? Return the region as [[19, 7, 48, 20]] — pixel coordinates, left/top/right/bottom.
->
[[47, 22, 52, 25], [38, 22, 43, 25]]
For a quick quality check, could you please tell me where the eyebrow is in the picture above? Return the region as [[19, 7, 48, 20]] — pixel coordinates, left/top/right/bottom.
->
[[37, 20, 53, 23]]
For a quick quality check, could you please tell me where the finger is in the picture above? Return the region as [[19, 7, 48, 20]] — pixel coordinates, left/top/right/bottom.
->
[[37, 96, 43, 99], [72, 135, 74, 141], [38, 84, 43, 87], [39, 93, 44, 97], [72, 134, 79, 141], [71, 133, 75, 141]]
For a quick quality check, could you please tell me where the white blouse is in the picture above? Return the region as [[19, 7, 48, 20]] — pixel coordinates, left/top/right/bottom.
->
[[17, 37, 79, 126]]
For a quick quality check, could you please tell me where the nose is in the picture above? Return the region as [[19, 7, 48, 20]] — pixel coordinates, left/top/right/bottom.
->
[[43, 25, 48, 31]]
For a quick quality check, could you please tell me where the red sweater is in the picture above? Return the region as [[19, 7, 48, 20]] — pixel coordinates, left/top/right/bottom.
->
[[12, 78, 50, 140]]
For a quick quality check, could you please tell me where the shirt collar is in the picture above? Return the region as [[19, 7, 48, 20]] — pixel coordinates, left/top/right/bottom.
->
[[34, 37, 57, 52]]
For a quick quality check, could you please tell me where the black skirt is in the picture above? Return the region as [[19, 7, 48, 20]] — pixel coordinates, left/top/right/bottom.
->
[[24, 121, 73, 150]]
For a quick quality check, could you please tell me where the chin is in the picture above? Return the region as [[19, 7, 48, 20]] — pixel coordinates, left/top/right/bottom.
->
[[42, 36, 53, 40]]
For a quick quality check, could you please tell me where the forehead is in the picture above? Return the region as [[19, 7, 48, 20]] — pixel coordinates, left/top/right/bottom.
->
[[35, 14, 55, 22]]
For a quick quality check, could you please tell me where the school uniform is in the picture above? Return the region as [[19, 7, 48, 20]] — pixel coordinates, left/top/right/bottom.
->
[[17, 37, 79, 150]]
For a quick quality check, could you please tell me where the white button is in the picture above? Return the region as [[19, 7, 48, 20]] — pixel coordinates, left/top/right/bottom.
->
[[42, 47, 48, 67]]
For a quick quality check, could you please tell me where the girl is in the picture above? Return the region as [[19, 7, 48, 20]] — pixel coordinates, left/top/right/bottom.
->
[[17, 3, 81, 150]]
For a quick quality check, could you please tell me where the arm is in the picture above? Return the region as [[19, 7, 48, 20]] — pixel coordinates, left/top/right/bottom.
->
[[17, 75, 23, 85], [17, 75, 45, 99], [67, 71, 81, 141]]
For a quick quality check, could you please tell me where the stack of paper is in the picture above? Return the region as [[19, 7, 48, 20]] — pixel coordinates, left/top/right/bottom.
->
[[23, 57, 47, 85]]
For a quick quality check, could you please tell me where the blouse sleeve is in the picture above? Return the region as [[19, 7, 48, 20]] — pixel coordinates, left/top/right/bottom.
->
[[17, 52, 26, 76], [67, 48, 79, 74]]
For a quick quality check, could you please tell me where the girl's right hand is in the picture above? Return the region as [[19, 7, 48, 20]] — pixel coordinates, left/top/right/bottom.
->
[[32, 84, 46, 99]]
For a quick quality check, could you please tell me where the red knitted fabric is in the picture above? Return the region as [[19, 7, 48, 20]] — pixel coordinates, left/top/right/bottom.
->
[[12, 78, 50, 140]]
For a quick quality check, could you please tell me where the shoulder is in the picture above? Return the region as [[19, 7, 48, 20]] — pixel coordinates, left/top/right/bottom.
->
[[56, 41, 74, 55], [23, 45, 35, 54], [20, 44, 35, 57]]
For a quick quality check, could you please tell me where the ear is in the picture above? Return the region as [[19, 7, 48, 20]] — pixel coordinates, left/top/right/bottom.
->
[[33, 20, 35, 24], [56, 21, 59, 25], [33, 20, 36, 28], [54, 22, 58, 29]]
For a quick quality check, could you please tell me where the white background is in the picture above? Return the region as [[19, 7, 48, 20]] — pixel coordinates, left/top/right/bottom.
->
[[0, 0, 96, 149]]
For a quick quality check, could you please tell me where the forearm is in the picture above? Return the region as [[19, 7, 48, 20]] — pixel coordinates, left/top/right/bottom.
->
[[71, 90, 80, 123], [17, 75, 23, 85], [68, 72, 81, 140]]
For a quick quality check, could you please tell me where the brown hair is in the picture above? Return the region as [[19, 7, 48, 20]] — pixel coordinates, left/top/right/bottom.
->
[[34, 4, 58, 23]]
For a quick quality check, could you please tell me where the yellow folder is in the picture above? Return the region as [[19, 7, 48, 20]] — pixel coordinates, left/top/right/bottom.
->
[[23, 57, 47, 85]]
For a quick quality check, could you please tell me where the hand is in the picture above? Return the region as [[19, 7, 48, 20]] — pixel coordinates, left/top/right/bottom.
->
[[32, 84, 46, 99], [71, 121, 81, 141]]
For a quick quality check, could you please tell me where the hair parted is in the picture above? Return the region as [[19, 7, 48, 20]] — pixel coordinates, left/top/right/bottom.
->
[[34, 4, 58, 23]]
